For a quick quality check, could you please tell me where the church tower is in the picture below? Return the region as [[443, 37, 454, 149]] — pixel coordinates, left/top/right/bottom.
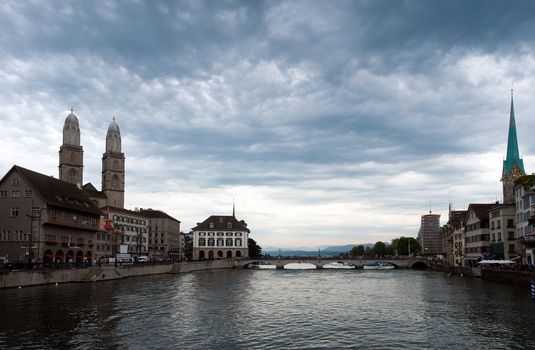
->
[[502, 91, 525, 204], [59, 108, 84, 185], [102, 117, 125, 208]]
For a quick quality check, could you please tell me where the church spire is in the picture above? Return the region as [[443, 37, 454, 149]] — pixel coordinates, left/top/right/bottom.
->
[[503, 90, 525, 176]]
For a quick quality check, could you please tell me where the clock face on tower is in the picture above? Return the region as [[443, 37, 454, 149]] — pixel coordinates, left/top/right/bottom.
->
[[507, 168, 523, 182]]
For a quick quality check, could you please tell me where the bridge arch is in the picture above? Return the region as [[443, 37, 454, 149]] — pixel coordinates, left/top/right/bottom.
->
[[411, 261, 429, 269]]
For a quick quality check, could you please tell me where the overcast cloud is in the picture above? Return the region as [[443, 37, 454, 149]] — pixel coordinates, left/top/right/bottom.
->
[[1, 0, 535, 248]]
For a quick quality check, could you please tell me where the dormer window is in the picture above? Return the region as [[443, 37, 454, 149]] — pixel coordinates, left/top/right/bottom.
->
[[209, 222, 214, 229], [219, 217, 223, 223], [227, 223, 232, 229]]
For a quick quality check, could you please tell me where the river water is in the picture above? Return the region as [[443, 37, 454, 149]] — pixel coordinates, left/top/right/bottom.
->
[[0, 269, 534, 349]]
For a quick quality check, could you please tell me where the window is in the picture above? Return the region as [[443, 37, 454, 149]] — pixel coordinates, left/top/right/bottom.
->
[[11, 177, 20, 186], [236, 233, 242, 237], [217, 238, 224, 247], [235, 238, 242, 247], [0, 190, 8, 198], [219, 217, 223, 223], [209, 222, 214, 228], [112, 175, 119, 189], [199, 238, 206, 246], [208, 238, 215, 246], [226, 232, 233, 237], [10, 207, 19, 217], [226, 238, 233, 247], [11, 190, 20, 198], [113, 160, 119, 170], [227, 223, 232, 228]]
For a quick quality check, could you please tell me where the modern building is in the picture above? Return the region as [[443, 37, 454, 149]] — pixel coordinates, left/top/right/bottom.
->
[[139, 208, 182, 261], [192, 215, 250, 260], [464, 203, 495, 266], [418, 212, 441, 256], [0, 165, 101, 264]]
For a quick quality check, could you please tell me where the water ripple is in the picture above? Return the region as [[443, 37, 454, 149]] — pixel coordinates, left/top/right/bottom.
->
[[1, 270, 535, 349]]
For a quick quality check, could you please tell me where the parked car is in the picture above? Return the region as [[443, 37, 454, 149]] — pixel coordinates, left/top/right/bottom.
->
[[138, 256, 149, 263]]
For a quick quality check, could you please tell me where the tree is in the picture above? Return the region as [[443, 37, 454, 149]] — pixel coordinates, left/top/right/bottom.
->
[[350, 245, 365, 257], [183, 233, 193, 260], [372, 241, 387, 257], [248, 238, 262, 258], [390, 236, 421, 256]]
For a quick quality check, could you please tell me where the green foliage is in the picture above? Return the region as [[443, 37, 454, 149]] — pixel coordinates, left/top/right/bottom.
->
[[184, 234, 193, 260], [372, 241, 387, 257], [248, 238, 262, 258], [390, 236, 421, 256], [350, 245, 365, 257], [515, 175, 535, 190]]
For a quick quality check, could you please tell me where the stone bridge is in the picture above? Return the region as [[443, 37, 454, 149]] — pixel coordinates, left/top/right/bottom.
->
[[235, 257, 430, 269]]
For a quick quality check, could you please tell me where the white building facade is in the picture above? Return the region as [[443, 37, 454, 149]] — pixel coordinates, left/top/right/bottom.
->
[[192, 215, 249, 260]]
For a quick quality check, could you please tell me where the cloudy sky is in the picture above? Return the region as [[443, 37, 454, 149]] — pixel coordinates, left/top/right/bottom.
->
[[1, 0, 535, 248]]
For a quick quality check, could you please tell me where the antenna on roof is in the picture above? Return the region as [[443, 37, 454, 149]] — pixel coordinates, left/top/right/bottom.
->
[[232, 197, 235, 217]]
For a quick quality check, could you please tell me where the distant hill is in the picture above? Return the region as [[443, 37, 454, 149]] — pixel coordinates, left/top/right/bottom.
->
[[263, 243, 376, 257]]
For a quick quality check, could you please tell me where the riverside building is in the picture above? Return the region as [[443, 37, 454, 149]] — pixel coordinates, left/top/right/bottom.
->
[[464, 203, 494, 266], [139, 208, 182, 261], [0, 109, 157, 264], [0, 165, 101, 264], [192, 214, 249, 260]]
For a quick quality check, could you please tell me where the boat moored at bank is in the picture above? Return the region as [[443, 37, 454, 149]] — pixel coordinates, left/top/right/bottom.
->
[[363, 261, 395, 270], [322, 261, 356, 269], [283, 262, 317, 270], [248, 261, 277, 269]]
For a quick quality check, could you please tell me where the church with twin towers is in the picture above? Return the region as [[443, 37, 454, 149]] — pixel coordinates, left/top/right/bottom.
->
[[59, 108, 125, 209]]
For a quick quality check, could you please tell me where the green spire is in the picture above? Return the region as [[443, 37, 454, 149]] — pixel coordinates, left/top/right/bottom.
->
[[503, 90, 525, 176]]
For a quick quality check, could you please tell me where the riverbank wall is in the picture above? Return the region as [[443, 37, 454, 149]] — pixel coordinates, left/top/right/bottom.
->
[[435, 265, 535, 285], [0, 260, 235, 289]]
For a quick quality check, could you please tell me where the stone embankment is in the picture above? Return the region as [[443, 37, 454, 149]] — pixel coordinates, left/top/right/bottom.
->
[[0, 260, 234, 289], [435, 265, 535, 285]]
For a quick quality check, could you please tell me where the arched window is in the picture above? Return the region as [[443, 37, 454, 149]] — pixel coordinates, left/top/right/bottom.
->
[[199, 250, 205, 260], [113, 160, 119, 170], [217, 250, 223, 258], [226, 251, 232, 259], [112, 175, 119, 189]]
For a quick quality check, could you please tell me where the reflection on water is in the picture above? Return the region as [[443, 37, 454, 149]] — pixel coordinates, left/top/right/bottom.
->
[[0, 269, 534, 349]]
